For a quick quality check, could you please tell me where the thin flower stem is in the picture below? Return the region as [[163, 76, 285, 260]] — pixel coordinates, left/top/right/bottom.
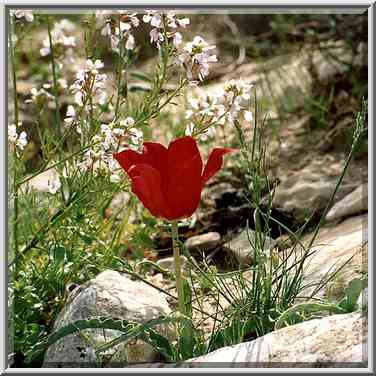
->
[[115, 15, 124, 119], [47, 17, 61, 139], [171, 220, 186, 315]]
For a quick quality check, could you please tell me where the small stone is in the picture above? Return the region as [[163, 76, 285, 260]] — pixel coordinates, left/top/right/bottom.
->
[[156, 256, 188, 274], [185, 232, 221, 253]]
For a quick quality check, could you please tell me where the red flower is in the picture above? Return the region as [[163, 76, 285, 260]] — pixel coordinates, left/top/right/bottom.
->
[[114, 136, 235, 220]]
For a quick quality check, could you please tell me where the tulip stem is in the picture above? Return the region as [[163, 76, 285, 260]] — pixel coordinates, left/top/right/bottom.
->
[[171, 221, 186, 315]]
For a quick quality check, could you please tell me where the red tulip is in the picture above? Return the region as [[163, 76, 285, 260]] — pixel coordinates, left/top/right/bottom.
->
[[114, 136, 235, 220]]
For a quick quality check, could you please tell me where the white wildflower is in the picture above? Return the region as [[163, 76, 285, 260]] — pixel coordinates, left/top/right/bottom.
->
[[70, 60, 107, 108], [64, 105, 76, 125], [120, 117, 135, 127], [16, 131, 28, 150], [74, 91, 84, 107], [39, 19, 76, 65], [101, 23, 111, 36], [9, 123, 28, 151], [199, 126, 216, 141], [185, 123, 195, 136], [8, 124, 18, 143], [125, 34, 135, 50], [150, 28, 164, 44], [178, 36, 217, 81], [13, 10, 34, 22], [128, 127, 143, 151], [173, 32, 182, 47], [244, 111, 253, 122], [144, 11, 189, 48]]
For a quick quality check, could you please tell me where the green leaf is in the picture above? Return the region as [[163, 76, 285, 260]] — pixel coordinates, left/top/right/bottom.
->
[[178, 281, 194, 360], [275, 302, 346, 330], [141, 328, 176, 362], [128, 83, 152, 93], [130, 71, 153, 83], [338, 277, 367, 312], [51, 244, 66, 265], [28, 315, 182, 363]]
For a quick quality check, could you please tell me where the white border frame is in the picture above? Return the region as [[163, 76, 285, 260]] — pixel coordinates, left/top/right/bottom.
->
[[0, 1, 374, 374]]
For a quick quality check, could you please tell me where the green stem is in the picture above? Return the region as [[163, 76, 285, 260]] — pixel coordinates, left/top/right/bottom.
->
[[114, 15, 124, 119], [171, 220, 186, 315], [47, 17, 61, 138]]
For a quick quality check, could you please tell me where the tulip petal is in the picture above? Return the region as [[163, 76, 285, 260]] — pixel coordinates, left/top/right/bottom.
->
[[113, 149, 145, 173], [142, 142, 168, 174], [164, 136, 203, 219], [114, 142, 168, 173], [128, 164, 167, 218], [202, 148, 236, 185]]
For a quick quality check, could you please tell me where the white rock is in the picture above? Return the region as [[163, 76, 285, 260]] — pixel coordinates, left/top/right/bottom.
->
[[187, 312, 367, 366], [185, 232, 221, 253], [43, 270, 173, 367], [23, 168, 59, 193], [326, 184, 367, 222]]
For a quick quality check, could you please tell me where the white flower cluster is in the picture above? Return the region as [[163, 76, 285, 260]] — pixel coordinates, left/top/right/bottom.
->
[[99, 11, 140, 52], [142, 10, 189, 48], [77, 117, 143, 183], [185, 79, 254, 140], [8, 122, 28, 150], [26, 79, 68, 105], [12, 10, 34, 22], [40, 19, 76, 67], [69, 59, 107, 108], [177, 36, 217, 81]]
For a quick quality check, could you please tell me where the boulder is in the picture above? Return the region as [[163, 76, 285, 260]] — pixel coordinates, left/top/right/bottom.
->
[[296, 214, 368, 300], [326, 184, 367, 222], [43, 270, 173, 367], [272, 158, 355, 224], [187, 312, 367, 367]]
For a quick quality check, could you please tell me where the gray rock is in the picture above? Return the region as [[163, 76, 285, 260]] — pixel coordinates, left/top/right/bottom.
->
[[272, 160, 354, 223], [295, 214, 368, 300], [326, 184, 367, 222], [185, 232, 221, 253], [224, 229, 276, 267], [43, 270, 173, 367], [187, 312, 367, 366], [156, 256, 188, 274]]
